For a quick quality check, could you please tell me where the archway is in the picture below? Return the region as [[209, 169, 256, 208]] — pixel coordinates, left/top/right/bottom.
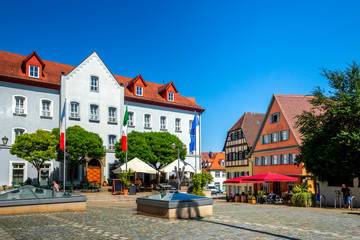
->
[[87, 159, 101, 184]]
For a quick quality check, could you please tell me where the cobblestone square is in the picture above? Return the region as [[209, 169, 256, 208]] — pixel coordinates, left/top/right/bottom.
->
[[0, 201, 359, 240]]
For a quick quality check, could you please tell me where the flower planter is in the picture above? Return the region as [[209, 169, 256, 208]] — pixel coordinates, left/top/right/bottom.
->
[[103, 183, 107, 186], [123, 189, 129, 195], [248, 199, 256, 204], [241, 196, 247, 203], [229, 199, 234, 202], [235, 196, 240, 202]]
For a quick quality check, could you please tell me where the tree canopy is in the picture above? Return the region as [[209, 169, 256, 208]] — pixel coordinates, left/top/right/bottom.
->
[[10, 129, 58, 185], [52, 125, 106, 183], [296, 62, 360, 183], [115, 131, 187, 170]]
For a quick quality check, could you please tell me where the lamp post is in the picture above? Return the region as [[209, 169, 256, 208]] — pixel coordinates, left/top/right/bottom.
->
[[2, 136, 8, 146], [172, 143, 186, 190]]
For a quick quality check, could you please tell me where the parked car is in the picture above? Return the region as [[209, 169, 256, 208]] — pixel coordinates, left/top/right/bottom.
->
[[208, 186, 218, 195]]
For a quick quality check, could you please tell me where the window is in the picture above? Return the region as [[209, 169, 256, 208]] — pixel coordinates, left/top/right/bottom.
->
[[221, 161, 225, 167], [90, 76, 99, 92], [214, 182, 220, 190], [272, 155, 279, 165], [128, 112, 134, 126], [14, 96, 26, 115], [263, 156, 270, 165], [175, 118, 181, 131], [281, 130, 289, 141], [168, 92, 174, 102], [272, 132, 279, 143], [222, 171, 226, 177], [160, 116, 166, 130], [13, 128, 25, 143], [262, 134, 271, 144], [136, 86, 143, 96], [215, 172, 220, 178], [41, 100, 51, 117], [282, 154, 288, 164], [108, 108, 117, 123], [90, 105, 99, 121], [144, 114, 151, 128], [11, 163, 25, 185], [40, 163, 51, 186], [70, 102, 80, 119], [29, 65, 39, 78], [108, 135, 116, 150], [189, 120, 193, 133], [270, 112, 280, 123]]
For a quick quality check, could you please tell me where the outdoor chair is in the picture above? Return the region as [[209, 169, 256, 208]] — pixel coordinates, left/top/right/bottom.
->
[[82, 183, 89, 192]]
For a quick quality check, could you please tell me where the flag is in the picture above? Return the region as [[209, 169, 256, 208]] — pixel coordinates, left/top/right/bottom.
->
[[60, 100, 66, 150], [121, 106, 129, 151], [190, 113, 199, 153]]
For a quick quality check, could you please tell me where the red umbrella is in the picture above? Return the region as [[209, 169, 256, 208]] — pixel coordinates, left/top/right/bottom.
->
[[223, 176, 248, 183], [241, 172, 298, 182]]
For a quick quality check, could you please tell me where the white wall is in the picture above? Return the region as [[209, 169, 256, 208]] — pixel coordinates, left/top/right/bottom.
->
[[319, 178, 360, 207], [126, 101, 202, 173]]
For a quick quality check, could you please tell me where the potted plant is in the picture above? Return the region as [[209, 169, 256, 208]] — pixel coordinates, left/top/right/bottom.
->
[[226, 195, 230, 202], [257, 190, 266, 204], [241, 192, 247, 203], [103, 181, 107, 186], [120, 169, 133, 195], [229, 196, 235, 202], [247, 194, 256, 203], [235, 193, 241, 202]]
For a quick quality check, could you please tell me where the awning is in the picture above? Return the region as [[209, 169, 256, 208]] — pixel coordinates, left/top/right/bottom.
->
[[241, 172, 298, 182], [223, 176, 249, 183], [159, 159, 195, 173], [113, 157, 157, 174]]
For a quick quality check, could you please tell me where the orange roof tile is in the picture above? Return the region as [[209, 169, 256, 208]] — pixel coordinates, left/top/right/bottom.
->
[[0, 50, 204, 112], [206, 153, 226, 171]]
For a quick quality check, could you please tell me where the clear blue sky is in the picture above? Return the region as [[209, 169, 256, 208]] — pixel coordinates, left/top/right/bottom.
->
[[1, 1, 360, 152]]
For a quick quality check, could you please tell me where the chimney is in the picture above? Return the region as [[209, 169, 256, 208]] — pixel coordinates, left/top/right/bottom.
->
[[209, 151, 212, 159]]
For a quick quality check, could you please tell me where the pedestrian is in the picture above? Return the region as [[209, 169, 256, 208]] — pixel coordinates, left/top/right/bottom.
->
[[53, 180, 60, 193], [341, 184, 351, 209]]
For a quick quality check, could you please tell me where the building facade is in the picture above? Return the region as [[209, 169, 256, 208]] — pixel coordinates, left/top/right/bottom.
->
[[250, 95, 314, 194], [203, 152, 226, 192], [223, 112, 264, 195], [0, 50, 204, 186]]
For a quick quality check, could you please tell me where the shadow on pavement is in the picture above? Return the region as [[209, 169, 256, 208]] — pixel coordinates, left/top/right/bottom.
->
[[192, 219, 301, 240]]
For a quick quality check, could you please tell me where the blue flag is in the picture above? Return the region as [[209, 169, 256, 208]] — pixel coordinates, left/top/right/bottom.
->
[[190, 113, 199, 153]]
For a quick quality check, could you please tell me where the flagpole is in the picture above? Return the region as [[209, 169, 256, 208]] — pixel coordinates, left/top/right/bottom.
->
[[198, 111, 201, 174], [63, 98, 66, 193], [125, 104, 128, 174], [194, 111, 197, 174]]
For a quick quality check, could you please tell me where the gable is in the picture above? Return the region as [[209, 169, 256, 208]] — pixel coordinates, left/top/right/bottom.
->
[[253, 96, 298, 153]]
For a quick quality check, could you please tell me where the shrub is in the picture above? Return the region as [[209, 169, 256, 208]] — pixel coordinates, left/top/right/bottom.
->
[[247, 194, 255, 200], [257, 190, 266, 196], [191, 170, 213, 196], [291, 192, 312, 207]]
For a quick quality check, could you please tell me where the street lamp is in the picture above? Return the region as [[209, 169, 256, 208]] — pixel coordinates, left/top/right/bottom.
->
[[2, 136, 8, 146], [172, 143, 186, 190]]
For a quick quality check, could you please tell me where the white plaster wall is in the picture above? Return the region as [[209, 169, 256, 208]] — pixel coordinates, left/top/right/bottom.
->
[[125, 101, 202, 173], [61, 52, 124, 180], [319, 179, 360, 207], [210, 170, 226, 191]]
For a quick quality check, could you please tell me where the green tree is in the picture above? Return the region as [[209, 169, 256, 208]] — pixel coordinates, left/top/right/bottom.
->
[[191, 170, 214, 196], [10, 130, 57, 185], [52, 125, 106, 183], [296, 62, 360, 183], [115, 131, 187, 172]]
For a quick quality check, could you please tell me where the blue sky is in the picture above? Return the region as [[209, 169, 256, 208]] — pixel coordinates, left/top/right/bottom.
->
[[1, 1, 360, 152]]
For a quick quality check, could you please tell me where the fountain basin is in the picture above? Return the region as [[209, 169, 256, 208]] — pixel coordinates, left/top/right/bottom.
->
[[136, 192, 213, 219], [0, 186, 87, 214]]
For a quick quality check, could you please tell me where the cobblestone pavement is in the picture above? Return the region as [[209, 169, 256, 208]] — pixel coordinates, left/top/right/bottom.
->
[[0, 202, 359, 240]]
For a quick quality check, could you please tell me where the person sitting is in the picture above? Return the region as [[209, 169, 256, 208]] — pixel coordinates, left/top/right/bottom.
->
[[136, 178, 142, 185], [269, 191, 276, 203]]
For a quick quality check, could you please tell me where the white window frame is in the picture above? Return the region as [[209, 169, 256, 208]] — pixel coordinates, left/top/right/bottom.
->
[[12, 127, 27, 144], [29, 65, 39, 78], [39, 98, 53, 118], [175, 118, 181, 131], [90, 76, 99, 92], [108, 135, 116, 150], [136, 86, 143, 96], [168, 92, 174, 102], [13, 95, 27, 115], [9, 161, 27, 186], [128, 111, 135, 126], [70, 102, 80, 119], [90, 105, 99, 121], [108, 107, 117, 123], [144, 113, 151, 128], [160, 116, 167, 130]]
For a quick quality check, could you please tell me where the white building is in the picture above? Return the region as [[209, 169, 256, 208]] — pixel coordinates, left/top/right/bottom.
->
[[203, 152, 226, 192], [0, 50, 204, 186]]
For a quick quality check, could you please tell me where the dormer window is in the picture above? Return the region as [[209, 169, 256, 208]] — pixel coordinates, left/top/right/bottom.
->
[[29, 65, 39, 78], [136, 86, 143, 96], [168, 92, 174, 102]]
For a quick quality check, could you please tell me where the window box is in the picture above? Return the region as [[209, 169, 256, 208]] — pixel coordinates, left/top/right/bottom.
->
[[89, 119, 100, 123], [40, 116, 52, 120], [107, 121, 118, 125], [69, 117, 80, 121]]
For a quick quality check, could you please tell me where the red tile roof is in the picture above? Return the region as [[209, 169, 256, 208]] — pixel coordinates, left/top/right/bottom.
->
[[0, 50, 204, 112], [157, 81, 178, 93], [225, 112, 265, 148], [274, 94, 316, 144], [205, 153, 226, 171]]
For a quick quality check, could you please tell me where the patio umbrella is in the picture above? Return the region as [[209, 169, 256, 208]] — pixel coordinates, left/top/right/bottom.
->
[[241, 172, 298, 182], [223, 176, 249, 183]]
